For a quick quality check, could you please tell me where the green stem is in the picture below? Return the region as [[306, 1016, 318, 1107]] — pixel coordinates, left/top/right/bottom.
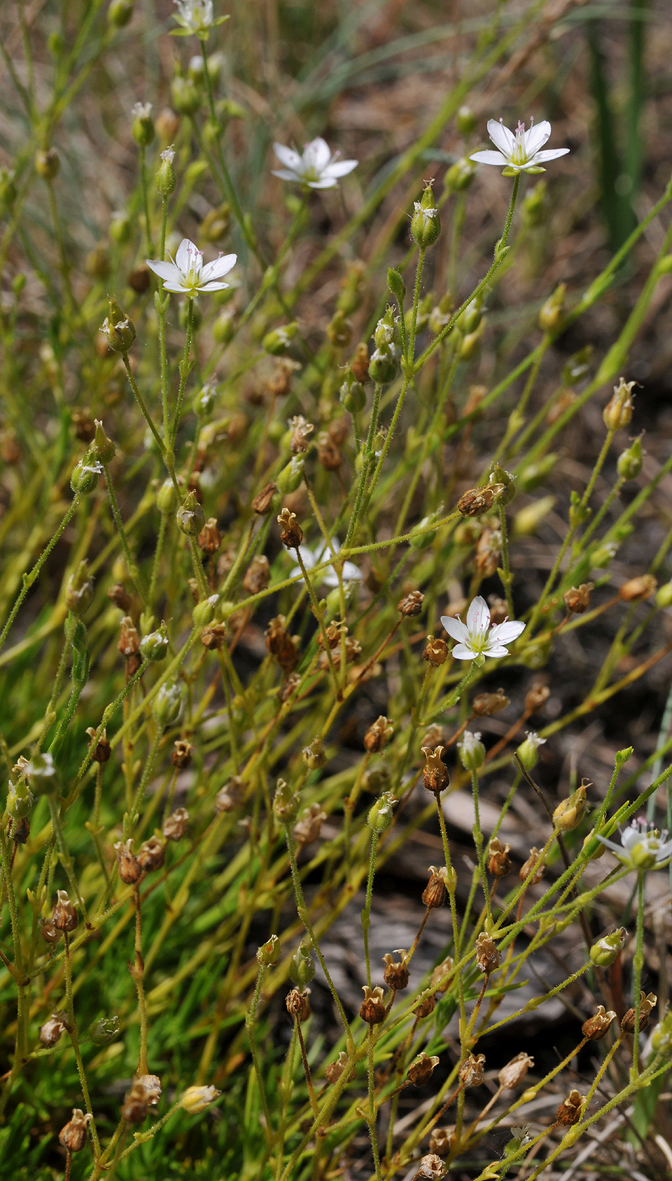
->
[[631, 870, 645, 1077], [471, 768, 491, 926], [368, 1026, 383, 1181], [361, 831, 379, 988], [171, 298, 195, 447], [102, 462, 144, 603]]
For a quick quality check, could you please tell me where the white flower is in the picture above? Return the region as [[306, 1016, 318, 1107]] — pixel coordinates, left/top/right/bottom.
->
[[597, 817, 672, 872], [132, 101, 152, 120], [146, 238, 236, 296], [173, 0, 214, 34], [290, 538, 362, 589], [522, 731, 546, 752], [470, 117, 569, 175], [272, 138, 358, 190], [460, 731, 482, 757], [160, 146, 175, 165], [441, 595, 525, 661]]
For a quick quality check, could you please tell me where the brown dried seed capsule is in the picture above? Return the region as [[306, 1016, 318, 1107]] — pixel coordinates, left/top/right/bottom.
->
[[39, 917, 62, 944], [136, 1074, 162, 1106], [430, 956, 454, 993], [472, 688, 509, 716], [243, 554, 270, 595], [487, 838, 511, 878], [59, 1109, 93, 1152], [286, 987, 307, 1019], [215, 776, 245, 813], [13, 817, 30, 844], [475, 527, 501, 578], [359, 985, 386, 1025], [289, 415, 314, 454], [201, 622, 228, 650], [277, 507, 303, 549], [420, 724, 447, 750], [279, 672, 301, 701], [252, 481, 278, 514], [398, 590, 425, 617], [475, 932, 500, 975], [416, 993, 436, 1019], [121, 1080, 150, 1124], [86, 726, 111, 763], [114, 839, 142, 884], [619, 574, 657, 602], [498, 1052, 534, 1090], [137, 836, 165, 872], [197, 517, 222, 555], [422, 866, 449, 909], [487, 595, 508, 625], [39, 1010, 67, 1047], [457, 486, 498, 517], [317, 431, 342, 470], [459, 1052, 485, 1088], [422, 745, 450, 794], [293, 803, 328, 845], [328, 418, 349, 445], [429, 1126, 456, 1156], [408, 1052, 440, 1086], [563, 582, 593, 615], [325, 1051, 349, 1084], [520, 847, 545, 884], [171, 739, 193, 769], [268, 358, 299, 397], [118, 616, 140, 657], [582, 1005, 616, 1041], [414, 1154, 446, 1180], [265, 615, 300, 674], [72, 409, 96, 443], [163, 807, 189, 842], [52, 889, 78, 932], [350, 342, 369, 383], [620, 991, 657, 1033], [383, 950, 410, 991], [364, 716, 394, 753], [318, 622, 343, 650], [555, 1089, 584, 1126], [423, 636, 448, 667], [525, 682, 550, 714]]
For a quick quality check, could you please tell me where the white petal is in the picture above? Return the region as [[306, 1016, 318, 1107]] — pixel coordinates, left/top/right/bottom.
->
[[484, 643, 509, 658], [199, 280, 230, 291], [532, 147, 570, 163], [342, 561, 362, 581], [524, 120, 551, 155], [324, 159, 358, 178], [451, 643, 475, 660], [146, 259, 182, 282], [307, 177, 338, 189], [201, 253, 237, 281], [469, 150, 508, 166], [489, 620, 526, 644], [162, 279, 190, 292], [175, 238, 195, 271], [466, 595, 490, 635], [441, 615, 470, 644], [322, 571, 339, 588], [273, 143, 302, 172], [271, 168, 301, 182], [307, 137, 331, 170], [289, 563, 302, 581], [487, 119, 515, 156], [597, 835, 624, 854]]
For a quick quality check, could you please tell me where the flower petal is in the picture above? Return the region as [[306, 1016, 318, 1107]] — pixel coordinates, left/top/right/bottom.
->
[[532, 148, 570, 163], [440, 615, 470, 644], [201, 253, 237, 282], [324, 159, 358, 178], [524, 120, 551, 155], [466, 595, 490, 635], [307, 177, 338, 189], [487, 119, 515, 156], [469, 150, 509, 166], [146, 260, 182, 282], [451, 643, 475, 660], [199, 280, 230, 291], [175, 238, 195, 271], [489, 620, 526, 644], [342, 561, 362, 581], [306, 137, 331, 170], [162, 279, 190, 292], [273, 143, 302, 172], [271, 168, 301, 182], [484, 643, 509, 658]]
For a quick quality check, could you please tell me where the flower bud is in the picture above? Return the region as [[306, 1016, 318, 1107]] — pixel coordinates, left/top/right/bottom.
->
[[582, 1005, 615, 1042], [181, 1085, 220, 1114], [518, 453, 558, 493], [656, 581, 672, 609], [276, 455, 305, 495], [340, 370, 366, 413], [140, 622, 169, 661], [35, 147, 60, 179], [156, 478, 178, 515], [553, 783, 587, 832], [617, 434, 644, 481], [360, 984, 386, 1025], [273, 778, 301, 824], [411, 183, 441, 248], [108, 0, 134, 27], [383, 949, 409, 990], [408, 1052, 440, 1086], [444, 157, 475, 192], [603, 378, 635, 431], [538, 284, 565, 332], [101, 297, 136, 353], [71, 459, 102, 495], [263, 322, 298, 355], [589, 927, 626, 967], [131, 101, 154, 147], [289, 940, 315, 987], [152, 682, 182, 728], [176, 491, 205, 536], [517, 730, 546, 771], [512, 496, 556, 537], [93, 419, 115, 464], [499, 1052, 534, 1089], [163, 806, 189, 841], [59, 1109, 93, 1153], [213, 308, 235, 344], [155, 146, 176, 196], [257, 935, 281, 967], [459, 730, 485, 771], [367, 791, 396, 833], [89, 1014, 121, 1045], [25, 751, 58, 797], [193, 594, 219, 628]]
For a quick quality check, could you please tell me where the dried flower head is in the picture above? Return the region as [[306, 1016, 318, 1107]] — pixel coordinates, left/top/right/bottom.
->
[[457, 485, 501, 517], [499, 1052, 534, 1089], [383, 949, 410, 991], [487, 838, 511, 878], [118, 616, 140, 657], [121, 1079, 151, 1124], [137, 836, 165, 872], [289, 414, 314, 454], [277, 507, 303, 549], [59, 1109, 93, 1152], [364, 716, 394, 753], [215, 776, 245, 813], [52, 890, 78, 932], [472, 688, 509, 716], [200, 622, 227, 650], [163, 807, 189, 841], [555, 1089, 585, 1126], [422, 745, 450, 794], [252, 482, 277, 514], [114, 838, 142, 884], [459, 1052, 486, 1088], [197, 517, 221, 554], [429, 1126, 456, 1156], [408, 1052, 440, 1086], [525, 682, 550, 714], [360, 985, 386, 1025], [171, 739, 193, 768], [398, 590, 425, 617], [520, 847, 545, 883], [136, 1074, 162, 1106], [423, 636, 448, 666], [475, 932, 500, 975], [86, 726, 111, 763], [416, 993, 437, 1019], [243, 554, 270, 595], [39, 916, 62, 944], [422, 865, 451, 909], [582, 1005, 616, 1041], [619, 574, 657, 602], [293, 803, 328, 845], [414, 1154, 446, 1180], [325, 1051, 349, 1084], [621, 991, 657, 1033], [286, 987, 311, 1021], [563, 582, 594, 614], [39, 1010, 67, 1047], [430, 956, 454, 992]]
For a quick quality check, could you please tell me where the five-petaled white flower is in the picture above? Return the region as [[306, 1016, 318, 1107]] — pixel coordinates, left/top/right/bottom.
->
[[146, 238, 236, 297], [470, 118, 569, 175], [173, 0, 214, 34], [441, 595, 525, 661], [290, 537, 362, 588], [597, 817, 672, 873], [272, 138, 358, 190]]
